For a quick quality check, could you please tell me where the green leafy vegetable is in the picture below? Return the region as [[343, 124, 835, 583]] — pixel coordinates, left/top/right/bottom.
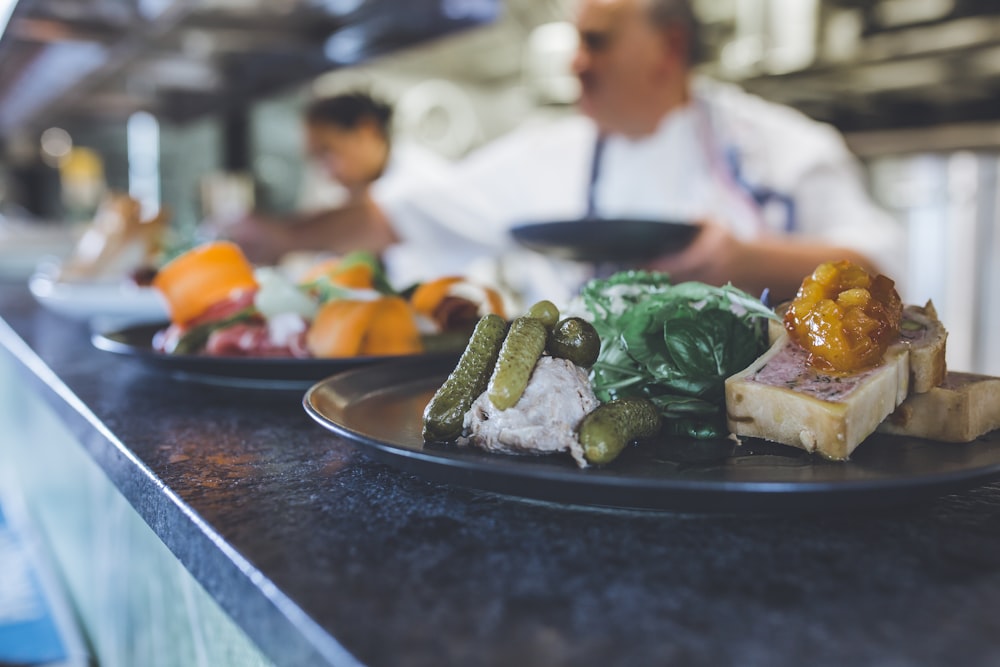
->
[[301, 250, 397, 303], [253, 267, 319, 320], [171, 307, 258, 354], [578, 270, 779, 438], [337, 250, 396, 295], [307, 278, 362, 305]]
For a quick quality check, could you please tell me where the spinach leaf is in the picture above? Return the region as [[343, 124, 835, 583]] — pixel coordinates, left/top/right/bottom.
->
[[580, 271, 778, 439]]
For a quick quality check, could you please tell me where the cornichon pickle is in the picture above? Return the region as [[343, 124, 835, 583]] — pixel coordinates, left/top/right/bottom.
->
[[422, 314, 507, 442], [487, 316, 548, 410], [578, 398, 661, 465], [526, 300, 560, 329], [547, 317, 601, 367]]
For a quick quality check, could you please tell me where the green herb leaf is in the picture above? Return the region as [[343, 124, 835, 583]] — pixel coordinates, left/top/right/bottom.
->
[[581, 271, 776, 439]]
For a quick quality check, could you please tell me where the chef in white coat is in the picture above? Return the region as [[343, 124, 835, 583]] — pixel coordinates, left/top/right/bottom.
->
[[376, 0, 904, 304]]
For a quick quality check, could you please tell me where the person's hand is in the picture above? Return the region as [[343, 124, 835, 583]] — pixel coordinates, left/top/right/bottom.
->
[[215, 214, 290, 266], [641, 219, 744, 287], [641, 219, 881, 301]]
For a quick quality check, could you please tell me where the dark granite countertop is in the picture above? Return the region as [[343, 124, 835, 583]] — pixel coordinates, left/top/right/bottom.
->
[[4, 281, 1000, 667]]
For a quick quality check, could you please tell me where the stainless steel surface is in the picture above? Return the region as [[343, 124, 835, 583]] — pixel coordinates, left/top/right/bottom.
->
[[696, 0, 1000, 132], [4, 1, 1000, 135], [0, 0, 520, 130]]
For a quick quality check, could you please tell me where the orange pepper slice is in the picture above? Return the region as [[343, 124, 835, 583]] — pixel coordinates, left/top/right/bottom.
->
[[306, 296, 423, 357], [410, 276, 506, 320], [306, 299, 379, 357], [361, 297, 424, 356], [152, 241, 258, 326], [299, 257, 374, 289], [410, 277, 464, 317]]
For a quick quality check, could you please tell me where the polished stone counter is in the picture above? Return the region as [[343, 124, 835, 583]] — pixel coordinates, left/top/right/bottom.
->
[[4, 281, 1000, 667]]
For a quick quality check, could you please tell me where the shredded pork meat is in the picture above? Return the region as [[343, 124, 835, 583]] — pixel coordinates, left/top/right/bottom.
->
[[460, 356, 599, 467]]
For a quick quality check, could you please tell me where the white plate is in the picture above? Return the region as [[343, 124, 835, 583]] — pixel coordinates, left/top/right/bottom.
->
[[0, 219, 79, 279], [29, 272, 168, 326]]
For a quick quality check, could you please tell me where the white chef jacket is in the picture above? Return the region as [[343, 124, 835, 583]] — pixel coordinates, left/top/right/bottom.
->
[[297, 162, 351, 213], [376, 78, 905, 305], [297, 139, 453, 217]]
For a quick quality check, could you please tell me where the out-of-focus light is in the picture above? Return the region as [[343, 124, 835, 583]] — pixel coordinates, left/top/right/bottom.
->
[[854, 59, 947, 92], [127, 111, 161, 219], [40, 127, 72, 166], [765, 0, 818, 74], [442, 0, 498, 22], [318, 0, 365, 16], [720, 36, 764, 76], [0, 0, 17, 39], [138, 0, 171, 20], [58, 147, 106, 214], [323, 26, 365, 64], [876, 0, 954, 28], [823, 9, 862, 64], [722, 0, 765, 77], [528, 21, 578, 58], [0, 42, 107, 132], [525, 22, 580, 104]]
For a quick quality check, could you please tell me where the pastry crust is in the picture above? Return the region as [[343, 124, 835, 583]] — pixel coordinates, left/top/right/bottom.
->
[[897, 302, 947, 393], [878, 371, 1000, 442]]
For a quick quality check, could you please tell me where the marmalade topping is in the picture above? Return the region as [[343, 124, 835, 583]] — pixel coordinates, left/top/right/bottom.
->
[[784, 260, 902, 373]]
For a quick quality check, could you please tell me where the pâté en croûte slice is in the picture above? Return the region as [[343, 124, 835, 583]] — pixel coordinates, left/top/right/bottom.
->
[[878, 371, 1000, 442], [725, 260, 947, 460]]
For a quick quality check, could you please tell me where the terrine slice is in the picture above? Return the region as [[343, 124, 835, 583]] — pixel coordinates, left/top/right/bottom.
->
[[725, 334, 910, 460], [878, 371, 1000, 442], [768, 301, 946, 394]]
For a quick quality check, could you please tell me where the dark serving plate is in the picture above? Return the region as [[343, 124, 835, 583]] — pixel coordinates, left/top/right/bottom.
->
[[303, 355, 1000, 513], [93, 322, 464, 389], [510, 218, 698, 263]]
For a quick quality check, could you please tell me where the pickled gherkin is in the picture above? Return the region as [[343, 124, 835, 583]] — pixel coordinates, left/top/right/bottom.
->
[[546, 317, 600, 367], [422, 314, 507, 441], [525, 300, 560, 329], [578, 397, 661, 465], [487, 316, 548, 410]]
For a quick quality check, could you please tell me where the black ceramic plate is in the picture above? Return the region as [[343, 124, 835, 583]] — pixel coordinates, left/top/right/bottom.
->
[[304, 355, 1000, 513], [93, 322, 464, 389], [510, 218, 698, 263]]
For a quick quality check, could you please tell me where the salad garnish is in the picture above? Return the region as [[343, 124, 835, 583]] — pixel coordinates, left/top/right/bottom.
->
[[578, 271, 779, 438]]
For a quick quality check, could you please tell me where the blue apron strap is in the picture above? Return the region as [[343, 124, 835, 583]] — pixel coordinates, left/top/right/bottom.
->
[[725, 146, 797, 232], [585, 133, 607, 219]]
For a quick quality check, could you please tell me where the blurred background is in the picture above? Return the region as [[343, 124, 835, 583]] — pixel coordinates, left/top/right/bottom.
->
[[0, 0, 998, 374]]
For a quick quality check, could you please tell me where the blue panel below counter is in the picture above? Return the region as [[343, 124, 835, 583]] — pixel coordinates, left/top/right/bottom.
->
[[0, 494, 86, 667]]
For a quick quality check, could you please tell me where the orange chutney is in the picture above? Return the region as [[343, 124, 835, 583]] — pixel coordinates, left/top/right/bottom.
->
[[783, 260, 902, 373]]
